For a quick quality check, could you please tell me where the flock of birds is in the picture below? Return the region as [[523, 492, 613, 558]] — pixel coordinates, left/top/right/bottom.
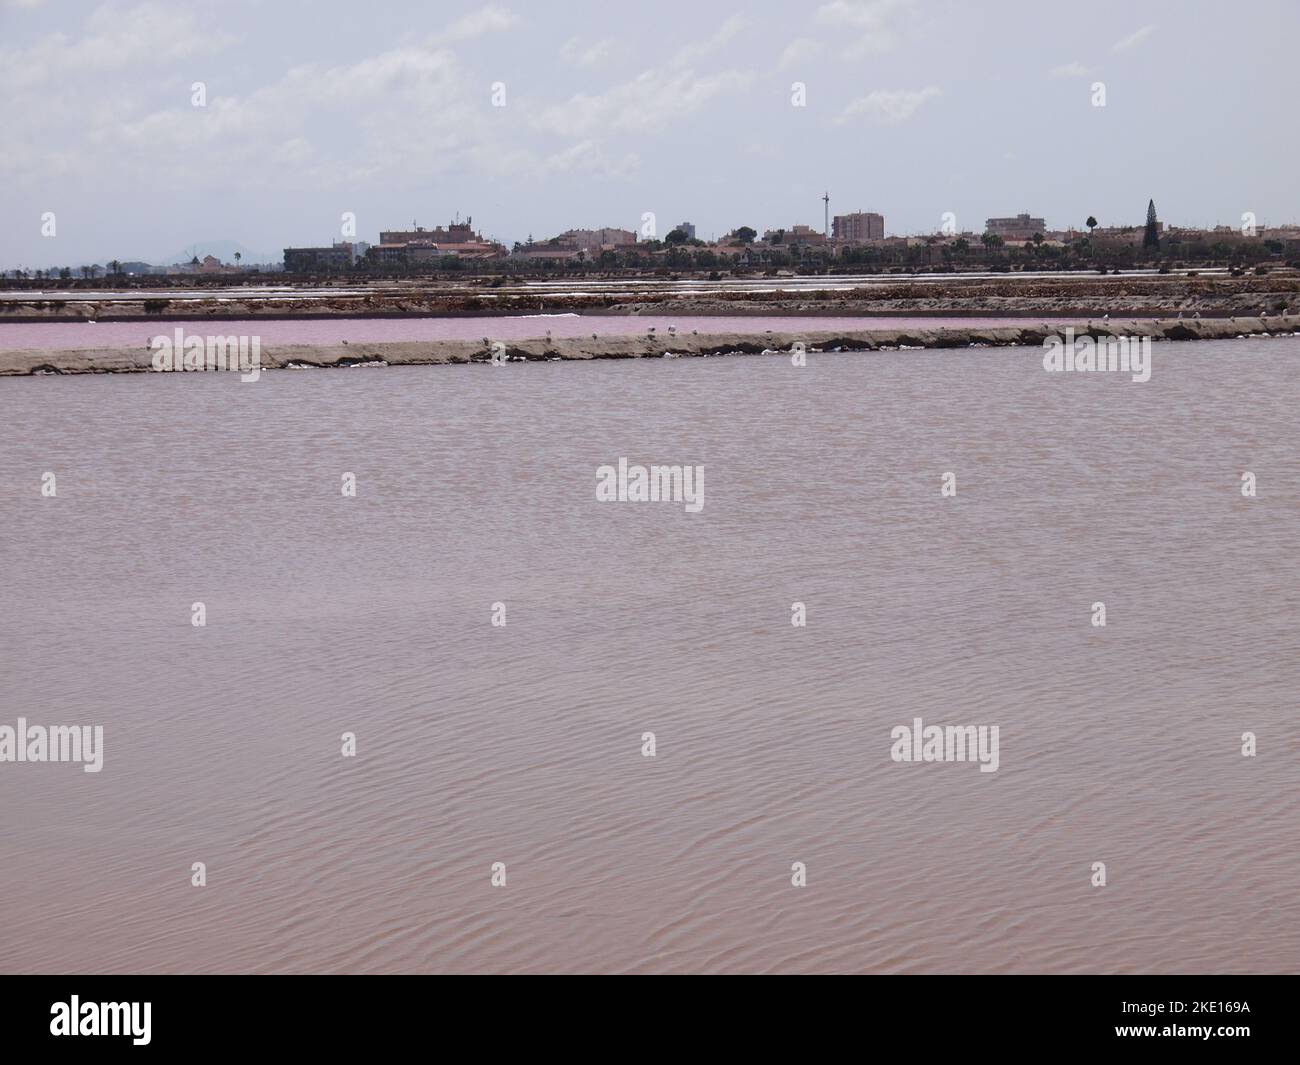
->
[[111, 298, 1291, 358], [519, 306, 1298, 350], [496, 306, 1298, 359]]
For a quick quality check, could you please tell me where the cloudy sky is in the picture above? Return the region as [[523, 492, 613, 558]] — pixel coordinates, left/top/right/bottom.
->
[[2, 0, 1297, 267]]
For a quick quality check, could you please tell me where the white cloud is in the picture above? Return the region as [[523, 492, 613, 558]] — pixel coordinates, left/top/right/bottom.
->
[[535, 67, 754, 137], [1049, 61, 1090, 78], [779, 38, 822, 70], [1112, 25, 1156, 51], [0, 1, 244, 186], [1, 5, 526, 190], [672, 13, 749, 67], [444, 5, 520, 42], [834, 85, 940, 125], [536, 140, 640, 180], [0, 2, 237, 91], [536, 16, 754, 138], [560, 36, 622, 68], [816, 0, 915, 57]]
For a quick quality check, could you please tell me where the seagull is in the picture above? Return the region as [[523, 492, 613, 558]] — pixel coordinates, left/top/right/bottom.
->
[[668, 325, 677, 335], [1193, 311, 1201, 319], [1102, 313, 1109, 320], [1177, 311, 1183, 319]]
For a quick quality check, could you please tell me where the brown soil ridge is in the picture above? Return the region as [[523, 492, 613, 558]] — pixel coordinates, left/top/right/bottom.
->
[[1, 274, 1297, 322]]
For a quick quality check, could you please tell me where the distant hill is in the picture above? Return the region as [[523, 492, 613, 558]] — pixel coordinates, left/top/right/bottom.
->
[[154, 239, 281, 267]]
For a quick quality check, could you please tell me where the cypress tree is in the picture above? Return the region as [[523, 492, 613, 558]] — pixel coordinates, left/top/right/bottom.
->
[[1143, 199, 1160, 250]]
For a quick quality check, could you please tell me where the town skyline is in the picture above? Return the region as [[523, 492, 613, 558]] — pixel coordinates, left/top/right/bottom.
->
[[8, 196, 1300, 275]]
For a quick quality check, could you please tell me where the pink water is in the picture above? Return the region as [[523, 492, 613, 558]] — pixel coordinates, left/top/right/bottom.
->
[[2, 338, 1296, 974]]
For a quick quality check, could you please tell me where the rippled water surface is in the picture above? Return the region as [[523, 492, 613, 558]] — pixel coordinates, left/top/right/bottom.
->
[[2, 338, 1298, 973]]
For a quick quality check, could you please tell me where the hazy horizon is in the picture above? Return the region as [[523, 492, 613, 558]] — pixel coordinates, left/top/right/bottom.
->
[[3, 0, 1298, 269]]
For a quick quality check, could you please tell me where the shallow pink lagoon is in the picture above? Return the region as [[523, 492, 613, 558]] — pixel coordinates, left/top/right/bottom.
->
[[4, 337, 1298, 973]]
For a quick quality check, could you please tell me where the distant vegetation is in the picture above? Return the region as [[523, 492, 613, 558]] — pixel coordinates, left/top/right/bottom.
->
[[5, 236, 1297, 289]]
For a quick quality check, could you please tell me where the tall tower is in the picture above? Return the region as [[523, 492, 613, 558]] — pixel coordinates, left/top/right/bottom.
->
[[823, 191, 830, 238]]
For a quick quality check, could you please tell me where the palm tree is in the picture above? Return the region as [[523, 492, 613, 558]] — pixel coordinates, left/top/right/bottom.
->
[[234, 252, 242, 269], [1086, 216, 1098, 235]]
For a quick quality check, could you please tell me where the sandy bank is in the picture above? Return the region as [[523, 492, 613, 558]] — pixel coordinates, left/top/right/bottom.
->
[[2, 317, 1294, 377]]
